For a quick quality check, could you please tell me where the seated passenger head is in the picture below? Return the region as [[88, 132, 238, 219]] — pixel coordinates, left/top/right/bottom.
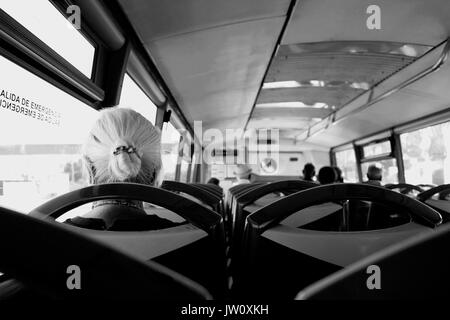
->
[[318, 166, 337, 185], [83, 107, 162, 186], [333, 166, 344, 182], [302, 163, 315, 181], [207, 177, 220, 185], [367, 164, 382, 181], [234, 164, 252, 180]]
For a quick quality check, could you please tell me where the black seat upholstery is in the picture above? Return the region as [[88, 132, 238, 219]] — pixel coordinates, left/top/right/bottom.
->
[[297, 222, 450, 299], [193, 183, 223, 198], [238, 184, 441, 299], [0, 205, 211, 300], [231, 180, 317, 251], [29, 183, 228, 299], [385, 183, 424, 196], [418, 184, 450, 221], [225, 183, 264, 234], [161, 180, 223, 214]]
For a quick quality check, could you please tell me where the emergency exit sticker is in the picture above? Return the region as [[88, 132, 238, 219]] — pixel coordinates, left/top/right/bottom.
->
[[0, 89, 61, 126]]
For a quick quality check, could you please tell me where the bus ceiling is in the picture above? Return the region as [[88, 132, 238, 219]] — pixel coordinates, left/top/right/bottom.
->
[[106, 0, 450, 150], [6, 0, 449, 149]]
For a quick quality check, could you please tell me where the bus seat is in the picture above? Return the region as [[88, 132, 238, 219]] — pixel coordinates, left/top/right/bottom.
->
[[29, 183, 229, 299], [0, 205, 212, 300], [424, 199, 450, 215], [238, 184, 441, 299], [418, 184, 450, 221], [231, 180, 317, 250], [69, 217, 226, 298], [161, 180, 223, 214], [280, 203, 343, 228], [385, 183, 424, 197], [296, 222, 450, 300], [193, 183, 223, 198]]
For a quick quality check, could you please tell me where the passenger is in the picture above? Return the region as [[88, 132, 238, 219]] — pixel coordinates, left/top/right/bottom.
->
[[232, 164, 252, 186], [317, 166, 337, 185], [207, 177, 220, 186], [301, 163, 316, 182], [365, 164, 383, 186], [333, 166, 344, 183], [65, 108, 183, 230]]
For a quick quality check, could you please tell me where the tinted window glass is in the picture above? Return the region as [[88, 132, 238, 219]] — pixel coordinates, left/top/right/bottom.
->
[[362, 140, 391, 158], [361, 159, 398, 185], [2, 0, 95, 77], [119, 74, 158, 124], [0, 55, 98, 212], [335, 148, 358, 182], [401, 121, 450, 185], [161, 122, 181, 181]]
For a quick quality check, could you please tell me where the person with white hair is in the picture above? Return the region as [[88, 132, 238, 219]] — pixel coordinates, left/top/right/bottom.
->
[[365, 163, 383, 186], [232, 164, 252, 186], [65, 107, 181, 231]]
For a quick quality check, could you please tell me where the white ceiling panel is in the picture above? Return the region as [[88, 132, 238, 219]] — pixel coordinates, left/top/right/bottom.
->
[[283, 0, 450, 46], [146, 17, 286, 130], [119, 0, 290, 41]]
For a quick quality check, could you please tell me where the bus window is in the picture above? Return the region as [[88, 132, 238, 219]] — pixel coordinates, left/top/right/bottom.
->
[[401, 121, 450, 185], [361, 159, 398, 185], [334, 149, 358, 182], [119, 74, 157, 124], [179, 159, 190, 183], [161, 122, 181, 180], [362, 140, 391, 158], [0, 55, 98, 212], [2, 0, 95, 77]]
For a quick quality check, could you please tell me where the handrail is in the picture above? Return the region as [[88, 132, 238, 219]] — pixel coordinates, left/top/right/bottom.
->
[[302, 38, 450, 141]]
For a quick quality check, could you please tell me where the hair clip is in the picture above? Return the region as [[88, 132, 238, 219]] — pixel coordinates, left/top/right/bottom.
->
[[113, 146, 137, 156]]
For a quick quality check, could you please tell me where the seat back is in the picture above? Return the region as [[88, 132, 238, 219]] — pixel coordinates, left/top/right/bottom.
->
[[418, 184, 450, 221], [232, 180, 317, 251], [81, 221, 227, 298], [29, 183, 228, 298], [297, 222, 450, 299], [161, 180, 222, 214], [0, 206, 211, 300], [238, 184, 441, 299], [385, 183, 424, 196], [226, 183, 264, 233], [193, 183, 223, 198]]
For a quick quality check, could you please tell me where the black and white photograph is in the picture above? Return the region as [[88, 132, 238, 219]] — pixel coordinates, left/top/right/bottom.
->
[[0, 0, 450, 312]]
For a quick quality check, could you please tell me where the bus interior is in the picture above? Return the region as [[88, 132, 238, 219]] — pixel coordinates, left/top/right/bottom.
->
[[1, 0, 450, 301]]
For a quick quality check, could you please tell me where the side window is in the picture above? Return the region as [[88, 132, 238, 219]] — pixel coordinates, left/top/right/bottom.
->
[[361, 159, 398, 185], [178, 134, 192, 183], [334, 148, 358, 182], [2, 0, 96, 77], [180, 160, 190, 183], [119, 74, 158, 124], [161, 122, 181, 181], [359, 139, 398, 184], [0, 55, 98, 212], [400, 121, 450, 185]]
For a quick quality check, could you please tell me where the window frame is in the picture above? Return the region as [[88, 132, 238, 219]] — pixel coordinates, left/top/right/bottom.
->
[[332, 134, 403, 183], [358, 137, 394, 163], [0, 6, 104, 108], [332, 146, 359, 183], [119, 73, 159, 124], [399, 120, 450, 185], [331, 109, 450, 184]]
